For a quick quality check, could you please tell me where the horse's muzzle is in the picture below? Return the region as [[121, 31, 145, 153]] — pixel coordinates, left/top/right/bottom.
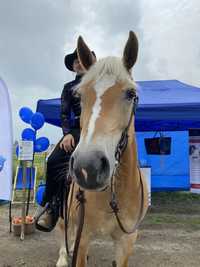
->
[[70, 150, 110, 191]]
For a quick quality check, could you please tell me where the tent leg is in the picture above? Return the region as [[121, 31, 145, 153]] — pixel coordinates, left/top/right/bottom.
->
[[9, 201, 12, 233], [26, 163, 32, 216]]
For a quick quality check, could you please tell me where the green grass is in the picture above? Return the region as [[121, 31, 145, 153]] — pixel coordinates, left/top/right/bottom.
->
[[149, 192, 200, 215], [142, 191, 200, 229], [142, 213, 200, 230], [13, 152, 47, 185], [152, 191, 200, 204]]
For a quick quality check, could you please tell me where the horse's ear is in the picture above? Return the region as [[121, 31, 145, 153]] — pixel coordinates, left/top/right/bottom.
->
[[77, 36, 94, 71], [123, 31, 139, 71]]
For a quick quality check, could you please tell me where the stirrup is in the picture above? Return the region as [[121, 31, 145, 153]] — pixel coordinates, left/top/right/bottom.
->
[[34, 203, 54, 232], [34, 196, 60, 232]]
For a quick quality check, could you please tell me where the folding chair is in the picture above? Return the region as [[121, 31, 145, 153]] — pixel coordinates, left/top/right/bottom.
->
[[12, 165, 37, 204]]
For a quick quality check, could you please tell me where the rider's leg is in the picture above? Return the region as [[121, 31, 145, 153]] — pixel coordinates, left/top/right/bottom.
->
[[36, 138, 71, 232], [36, 130, 80, 232]]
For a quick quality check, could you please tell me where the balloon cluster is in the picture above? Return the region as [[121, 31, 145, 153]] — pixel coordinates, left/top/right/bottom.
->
[[16, 107, 50, 156]]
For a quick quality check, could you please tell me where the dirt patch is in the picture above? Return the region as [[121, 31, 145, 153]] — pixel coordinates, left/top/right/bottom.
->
[[0, 193, 200, 267]]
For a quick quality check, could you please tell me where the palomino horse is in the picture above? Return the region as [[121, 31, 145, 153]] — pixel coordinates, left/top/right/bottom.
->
[[56, 31, 148, 267]]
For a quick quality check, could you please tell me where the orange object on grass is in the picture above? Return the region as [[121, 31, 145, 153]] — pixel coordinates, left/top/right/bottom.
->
[[12, 215, 34, 224]]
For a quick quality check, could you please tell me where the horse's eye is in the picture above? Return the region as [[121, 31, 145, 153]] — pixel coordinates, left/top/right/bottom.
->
[[125, 89, 135, 101]]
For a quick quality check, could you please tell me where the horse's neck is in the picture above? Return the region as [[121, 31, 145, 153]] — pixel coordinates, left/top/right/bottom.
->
[[116, 126, 140, 191]]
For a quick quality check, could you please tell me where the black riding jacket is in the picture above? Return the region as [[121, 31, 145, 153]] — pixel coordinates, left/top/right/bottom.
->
[[60, 75, 82, 136]]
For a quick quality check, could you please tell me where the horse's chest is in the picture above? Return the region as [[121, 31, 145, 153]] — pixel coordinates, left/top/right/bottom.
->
[[86, 211, 116, 237], [72, 190, 137, 236], [85, 203, 134, 237]]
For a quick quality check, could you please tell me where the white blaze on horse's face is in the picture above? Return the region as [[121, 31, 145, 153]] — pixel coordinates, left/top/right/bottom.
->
[[85, 73, 116, 144], [70, 31, 138, 191]]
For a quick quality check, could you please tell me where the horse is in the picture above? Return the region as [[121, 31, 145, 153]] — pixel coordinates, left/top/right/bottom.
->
[[56, 31, 149, 267]]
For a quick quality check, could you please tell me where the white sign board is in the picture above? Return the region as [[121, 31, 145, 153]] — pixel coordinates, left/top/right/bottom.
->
[[189, 129, 200, 194], [18, 140, 33, 161], [140, 167, 151, 205], [0, 78, 13, 201]]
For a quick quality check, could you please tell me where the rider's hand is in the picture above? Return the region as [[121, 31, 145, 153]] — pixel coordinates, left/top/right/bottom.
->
[[59, 134, 75, 152]]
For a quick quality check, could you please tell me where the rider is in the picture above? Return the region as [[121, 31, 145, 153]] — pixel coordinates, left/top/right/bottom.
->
[[36, 48, 96, 232]]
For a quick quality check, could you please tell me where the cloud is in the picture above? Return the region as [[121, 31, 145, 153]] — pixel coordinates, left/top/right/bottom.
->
[[0, 0, 83, 142], [139, 0, 200, 86], [0, 0, 143, 143], [0, 0, 199, 143], [0, 0, 79, 90], [60, 0, 142, 65]]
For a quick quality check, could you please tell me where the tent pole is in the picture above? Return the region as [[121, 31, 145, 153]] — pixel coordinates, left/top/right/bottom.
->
[[20, 160, 27, 241], [9, 200, 12, 233]]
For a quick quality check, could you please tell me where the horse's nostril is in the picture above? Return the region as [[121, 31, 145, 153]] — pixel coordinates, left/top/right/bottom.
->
[[72, 151, 110, 190], [100, 156, 109, 173]]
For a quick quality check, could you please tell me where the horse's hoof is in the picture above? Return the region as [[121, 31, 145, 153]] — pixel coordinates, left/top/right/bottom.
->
[[112, 260, 117, 267], [56, 257, 68, 267]]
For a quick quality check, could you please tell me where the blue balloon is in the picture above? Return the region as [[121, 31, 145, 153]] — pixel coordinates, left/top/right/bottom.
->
[[36, 184, 46, 206], [21, 128, 36, 141], [19, 107, 33, 123], [16, 145, 19, 157], [31, 112, 45, 130], [34, 137, 50, 152]]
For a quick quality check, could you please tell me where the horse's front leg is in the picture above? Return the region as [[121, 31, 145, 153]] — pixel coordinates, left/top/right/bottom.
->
[[56, 218, 68, 267], [76, 234, 89, 267], [56, 218, 89, 267], [56, 217, 77, 267], [113, 231, 138, 267]]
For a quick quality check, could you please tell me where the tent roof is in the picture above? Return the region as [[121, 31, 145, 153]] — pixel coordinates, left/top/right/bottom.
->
[[138, 79, 200, 105], [37, 80, 200, 132]]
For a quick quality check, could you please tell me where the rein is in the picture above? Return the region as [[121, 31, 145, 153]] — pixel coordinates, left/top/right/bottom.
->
[[110, 167, 144, 234], [64, 180, 85, 267], [65, 94, 143, 266]]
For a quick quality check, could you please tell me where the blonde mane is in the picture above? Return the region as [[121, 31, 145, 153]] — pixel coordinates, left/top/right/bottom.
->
[[77, 56, 137, 91]]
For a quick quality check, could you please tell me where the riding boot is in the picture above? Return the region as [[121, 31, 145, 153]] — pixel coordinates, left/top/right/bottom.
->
[[35, 196, 60, 232]]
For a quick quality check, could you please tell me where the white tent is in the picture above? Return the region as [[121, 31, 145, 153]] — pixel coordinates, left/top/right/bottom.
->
[[0, 78, 13, 200]]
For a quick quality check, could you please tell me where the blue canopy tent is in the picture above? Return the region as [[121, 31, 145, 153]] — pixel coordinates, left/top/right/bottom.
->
[[37, 80, 200, 191], [37, 80, 200, 131]]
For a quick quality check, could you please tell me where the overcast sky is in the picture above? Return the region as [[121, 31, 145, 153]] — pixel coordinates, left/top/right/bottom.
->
[[0, 0, 200, 143]]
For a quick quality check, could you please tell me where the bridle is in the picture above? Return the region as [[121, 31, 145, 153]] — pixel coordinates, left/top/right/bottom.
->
[[110, 94, 145, 234], [115, 94, 139, 162], [65, 93, 145, 266]]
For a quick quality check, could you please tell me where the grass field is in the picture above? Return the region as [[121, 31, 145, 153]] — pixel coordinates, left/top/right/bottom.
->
[[145, 191, 200, 230]]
